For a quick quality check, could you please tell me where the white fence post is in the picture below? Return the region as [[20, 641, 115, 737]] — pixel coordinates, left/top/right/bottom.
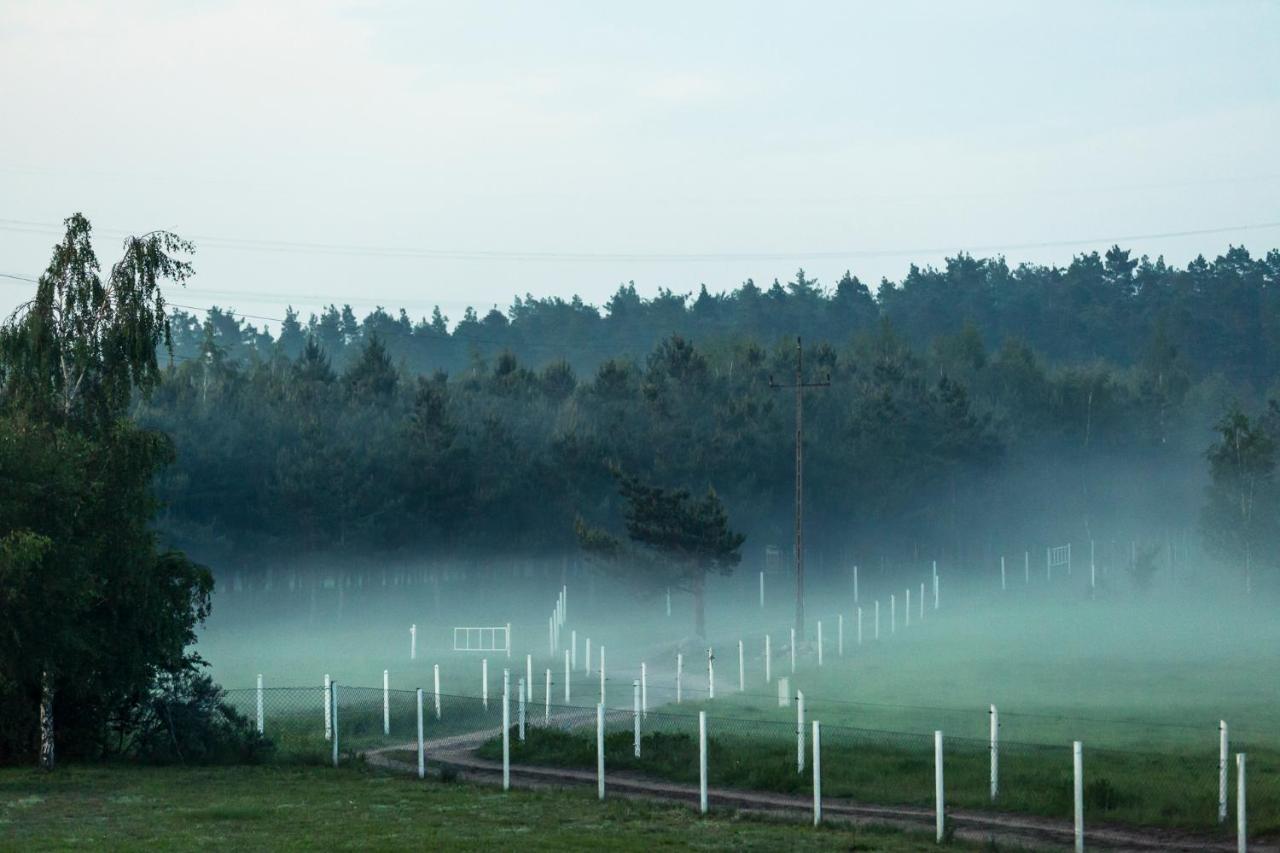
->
[[433, 664, 441, 719], [699, 711, 708, 814], [324, 674, 332, 741], [383, 669, 390, 735], [1220, 720, 1229, 823], [933, 574, 939, 610], [838, 614, 844, 657], [812, 719, 822, 826], [677, 653, 683, 703], [585, 639, 591, 674], [482, 659, 489, 711], [564, 649, 571, 703], [935, 730, 945, 843], [599, 646, 606, 704], [796, 690, 806, 773], [526, 654, 533, 704], [817, 621, 824, 666], [502, 670, 510, 791], [1073, 740, 1084, 853], [544, 668, 551, 722], [990, 704, 999, 801], [666, 586, 671, 617], [790, 628, 797, 672], [256, 674, 264, 734], [330, 681, 339, 768], [764, 635, 771, 683], [641, 662, 648, 715], [633, 680, 641, 758], [1237, 753, 1247, 853], [518, 677, 526, 742], [596, 703, 606, 801], [707, 647, 715, 699], [410, 623, 417, 660], [737, 641, 744, 691], [416, 688, 425, 779]]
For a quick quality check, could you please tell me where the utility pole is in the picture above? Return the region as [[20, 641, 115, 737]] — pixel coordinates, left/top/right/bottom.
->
[[770, 337, 829, 641]]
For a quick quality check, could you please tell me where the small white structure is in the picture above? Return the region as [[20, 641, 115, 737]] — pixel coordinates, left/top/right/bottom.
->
[[454, 625, 511, 655]]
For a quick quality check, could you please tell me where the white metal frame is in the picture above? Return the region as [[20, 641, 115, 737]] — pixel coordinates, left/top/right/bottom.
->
[[453, 625, 511, 653]]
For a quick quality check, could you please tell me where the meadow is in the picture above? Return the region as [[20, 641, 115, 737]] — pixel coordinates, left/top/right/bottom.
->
[[196, 550, 1279, 838]]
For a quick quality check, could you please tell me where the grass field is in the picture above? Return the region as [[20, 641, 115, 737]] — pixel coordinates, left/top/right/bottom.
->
[[194, 559, 1279, 839], [0, 764, 990, 851]]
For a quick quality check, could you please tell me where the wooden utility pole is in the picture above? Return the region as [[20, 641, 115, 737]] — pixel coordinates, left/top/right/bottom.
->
[[770, 337, 829, 641]]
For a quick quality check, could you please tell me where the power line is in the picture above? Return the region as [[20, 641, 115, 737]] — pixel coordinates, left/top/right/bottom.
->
[[2, 216, 1279, 263]]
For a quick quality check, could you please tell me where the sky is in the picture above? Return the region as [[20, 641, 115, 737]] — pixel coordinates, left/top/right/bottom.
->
[[1, 0, 1278, 330]]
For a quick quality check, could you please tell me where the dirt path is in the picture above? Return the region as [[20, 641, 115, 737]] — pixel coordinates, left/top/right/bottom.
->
[[363, 724, 1270, 853]]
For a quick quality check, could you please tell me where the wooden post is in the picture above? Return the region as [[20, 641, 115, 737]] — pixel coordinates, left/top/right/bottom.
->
[[812, 720, 822, 826], [331, 681, 339, 768], [1073, 741, 1084, 853], [990, 704, 999, 801], [935, 731, 945, 842], [796, 690, 806, 773], [633, 680, 641, 758], [518, 678, 526, 741], [324, 674, 332, 741], [597, 703, 606, 801], [699, 711, 708, 814], [502, 671, 510, 791], [416, 688, 425, 779], [1237, 753, 1247, 853], [1220, 720, 1229, 823]]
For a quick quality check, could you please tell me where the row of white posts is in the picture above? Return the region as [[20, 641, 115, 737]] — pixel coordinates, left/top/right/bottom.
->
[[997, 543, 1100, 592], [293, 676, 1253, 851]]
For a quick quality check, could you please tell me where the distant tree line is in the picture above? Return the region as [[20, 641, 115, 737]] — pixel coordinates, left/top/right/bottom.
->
[[140, 246, 1280, 591], [171, 247, 1280, 389]]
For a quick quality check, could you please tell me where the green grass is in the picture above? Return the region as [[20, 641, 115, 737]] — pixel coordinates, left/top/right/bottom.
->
[[0, 764, 991, 851], [476, 722, 1280, 836]]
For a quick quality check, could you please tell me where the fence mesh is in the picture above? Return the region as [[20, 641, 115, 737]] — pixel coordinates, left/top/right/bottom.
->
[[218, 683, 1277, 837]]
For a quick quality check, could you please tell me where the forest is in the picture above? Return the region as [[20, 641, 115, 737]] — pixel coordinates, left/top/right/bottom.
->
[[143, 245, 1280, 577]]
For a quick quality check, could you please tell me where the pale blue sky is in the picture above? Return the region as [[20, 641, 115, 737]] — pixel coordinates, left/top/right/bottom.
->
[[1, 0, 1277, 327]]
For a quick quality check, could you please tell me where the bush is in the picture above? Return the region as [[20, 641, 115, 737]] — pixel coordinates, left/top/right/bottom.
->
[[128, 673, 274, 765]]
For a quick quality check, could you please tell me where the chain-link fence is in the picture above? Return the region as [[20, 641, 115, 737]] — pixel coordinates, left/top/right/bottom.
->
[[218, 683, 1277, 838]]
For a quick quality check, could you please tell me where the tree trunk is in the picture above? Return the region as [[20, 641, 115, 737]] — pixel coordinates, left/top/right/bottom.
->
[[693, 571, 706, 639], [39, 670, 54, 771]]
